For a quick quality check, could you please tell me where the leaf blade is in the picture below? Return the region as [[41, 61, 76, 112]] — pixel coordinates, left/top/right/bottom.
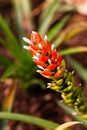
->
[[38, 0, 61, 35], [1, 64, 19, 81], [55, 121, 81, 130], [0, 54, 12, 67], [0, 16, 24, 63], [47, 15, 69, 40], [67, 57, 87, 83], [59, 46, 87, 55], [0, 112, 58, 129]]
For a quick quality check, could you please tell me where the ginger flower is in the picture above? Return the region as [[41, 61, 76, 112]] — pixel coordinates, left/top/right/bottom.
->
[[23, 31, 87, 113], [23, 31, 65, 79]]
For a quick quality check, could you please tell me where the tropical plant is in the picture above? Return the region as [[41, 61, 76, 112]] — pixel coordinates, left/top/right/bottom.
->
[[0, 0, 87, 130]]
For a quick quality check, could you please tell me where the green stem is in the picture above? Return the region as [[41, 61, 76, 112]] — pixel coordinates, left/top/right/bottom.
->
[[0, 112, 58, 129]]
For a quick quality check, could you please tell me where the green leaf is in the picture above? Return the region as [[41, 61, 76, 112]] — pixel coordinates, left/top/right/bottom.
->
[[0, 16, 23, 63], [0, 37, 8, 48], [1, 64, 19, 81], [64, 23, 87, 42], [13, 0, 23, 42], [0, 54, 12, 67], [0, 112, 58, 129], [55, 121, 81, 130], [57, 102, 87, 127], [0, 16, 18, 45], [54, 22, 87, 47], [47, 15, 69, 40], [38, 0, 61, 35], [59, 46, 87, 55], [67, 57, 87, 83]]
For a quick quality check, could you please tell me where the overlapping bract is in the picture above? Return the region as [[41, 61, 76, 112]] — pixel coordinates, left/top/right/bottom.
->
[[23, 31, 87, 113], [23, 31, 64, 79]]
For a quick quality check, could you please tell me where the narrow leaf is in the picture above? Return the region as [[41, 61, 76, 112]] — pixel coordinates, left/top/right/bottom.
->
[[0, 54, 12, 67], [47, 15, 69, 40], [38, 0, 61, 35], [0, 16, 18, 45], [67, 57, 87, 83], [0, 16, 23, 62], [64, 23, 87, 42], [59, 46, 87, 55], [54, 22, 87, 47], [0, 80, 17, 130], [13, 0, 23, 41], [57, 102, 87, 127], [55, 121, 81, 130], [0, 112, 58, 129], [2, 80, 16, 111], [1, 64, 18, 81], [0, 37, 8, 48]]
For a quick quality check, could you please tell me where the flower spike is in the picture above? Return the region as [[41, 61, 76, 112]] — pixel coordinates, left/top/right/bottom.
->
[[23, 31, 64, 79], [23, 31, 87, 113]]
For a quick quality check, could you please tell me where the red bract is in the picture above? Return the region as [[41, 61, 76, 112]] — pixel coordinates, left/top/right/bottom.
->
[[23, 31, 64, 79], [37, 70, 54, 77], [30, 31, 42, 43]]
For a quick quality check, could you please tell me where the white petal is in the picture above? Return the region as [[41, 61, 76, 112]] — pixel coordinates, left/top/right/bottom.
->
[[28, 46, 34, 51], [37, 65, 44, 70], [48, 59, 51, 64], [23, 37, 33, 44], [36, 53, 40, 56], [38, 43, 42, 49], [23, 45, 29, 50], [51, 44, 55, 50], [57, 66, 60, 70], [33, 56, 39, 61], [32, 31, 36, 34], [44, 35, 48, 41], [36, 70, 41, 73]]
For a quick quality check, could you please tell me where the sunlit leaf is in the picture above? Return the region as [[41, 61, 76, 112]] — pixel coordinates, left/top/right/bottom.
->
[[55, 121, 81, 130], [38, 0, 61, 35], [47, 15, 69, 40], [80, 114, 87, 120], [59, 46, 87, 55], [13, 0, 23, 41], [2, 80, 17, 111], [64, 23, 87, 42], [54, 22, 87, 47]]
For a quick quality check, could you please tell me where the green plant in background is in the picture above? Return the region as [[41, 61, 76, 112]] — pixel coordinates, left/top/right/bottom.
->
[[0, 15, 45, 130], [23, 31, 87, 114], [0, 0, 87, 130], [0, 15, 44, 88]]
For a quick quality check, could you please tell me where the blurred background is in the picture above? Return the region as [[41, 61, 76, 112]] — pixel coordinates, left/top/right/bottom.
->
[[0, 0, 87, 130]]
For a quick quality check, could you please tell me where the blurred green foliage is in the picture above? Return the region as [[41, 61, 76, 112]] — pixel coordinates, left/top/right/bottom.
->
[[0, 0, 87, 129]]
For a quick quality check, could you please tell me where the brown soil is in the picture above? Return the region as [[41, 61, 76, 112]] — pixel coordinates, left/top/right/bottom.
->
[[0, 0, 87, 130]]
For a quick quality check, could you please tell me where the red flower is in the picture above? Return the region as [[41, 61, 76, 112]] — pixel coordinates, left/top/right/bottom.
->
[[23, 31, 64, 79]]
